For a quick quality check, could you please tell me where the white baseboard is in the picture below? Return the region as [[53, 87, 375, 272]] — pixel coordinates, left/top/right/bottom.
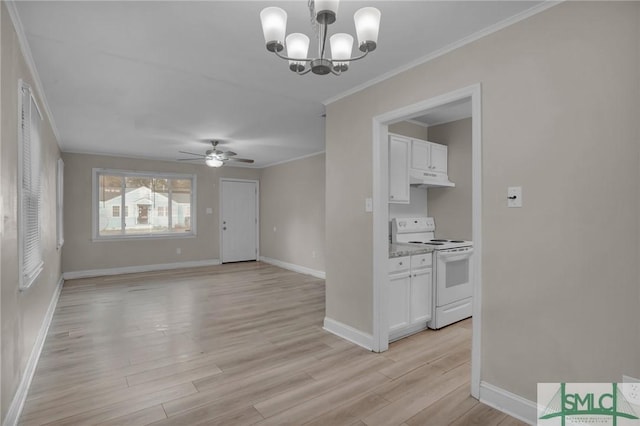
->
[[323, 317, 373, 351], [3, 275, 63, 426], [259, 256, 325, 280], [479, 381, 536, 425], [62, 259, 221, 280]]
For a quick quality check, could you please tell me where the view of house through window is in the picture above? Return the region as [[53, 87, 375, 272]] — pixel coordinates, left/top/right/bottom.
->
[[96, 171, 195, 238]]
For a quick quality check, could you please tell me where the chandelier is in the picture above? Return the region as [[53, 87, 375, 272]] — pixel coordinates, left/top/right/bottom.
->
[[259, 0, 381, 76]]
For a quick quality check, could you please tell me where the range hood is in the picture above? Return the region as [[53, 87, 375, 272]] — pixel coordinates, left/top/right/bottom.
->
[[409, 169, 455, 188]]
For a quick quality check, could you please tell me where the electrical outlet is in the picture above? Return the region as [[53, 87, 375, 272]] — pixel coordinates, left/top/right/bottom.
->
[[273, 226, 277, 232], [312, 250, 316, 259], [176, 247, 181, 255], [507, 186, 522, 208], [206, 208, 212, 214]]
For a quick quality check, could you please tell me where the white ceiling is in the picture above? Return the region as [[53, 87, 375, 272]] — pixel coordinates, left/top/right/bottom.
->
[[14, 1, 543, 168]]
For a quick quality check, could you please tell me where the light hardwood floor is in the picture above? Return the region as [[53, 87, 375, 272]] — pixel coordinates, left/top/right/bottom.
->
[[20, 262, 526, 425]]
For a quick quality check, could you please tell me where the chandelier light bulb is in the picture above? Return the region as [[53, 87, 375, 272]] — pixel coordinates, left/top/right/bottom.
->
[[314, 0, 340, 24], [354, 7, 381, 52], [260, 7, 287, 52], [286, 33, 310, 72], [330, 33, 353, 71]]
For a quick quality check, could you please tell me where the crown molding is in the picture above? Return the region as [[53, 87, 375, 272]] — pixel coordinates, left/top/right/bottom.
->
[[323, 1, 563, 106], [5, 1, 62, 145], [260, 150, 325, 169]]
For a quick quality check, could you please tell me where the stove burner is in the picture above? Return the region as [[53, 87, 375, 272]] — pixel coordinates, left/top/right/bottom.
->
[[430, 239, 449, 242], [450, 240, 465, 243], [408, 241, 423, 244], [424, 242, 445, 245]]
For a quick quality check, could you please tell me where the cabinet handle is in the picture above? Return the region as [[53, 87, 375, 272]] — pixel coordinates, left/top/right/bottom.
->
[[398, 262, 403, 265], [390, 195, 394, 199]]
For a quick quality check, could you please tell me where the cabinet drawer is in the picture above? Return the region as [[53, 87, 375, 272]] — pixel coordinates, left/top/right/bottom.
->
[[389, 256, 410, 273], [411, 253, 432, 269]]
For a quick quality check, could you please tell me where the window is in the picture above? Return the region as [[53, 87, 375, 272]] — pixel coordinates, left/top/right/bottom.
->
[[93, 169, 196, 239], [19, 80, 44, 289]]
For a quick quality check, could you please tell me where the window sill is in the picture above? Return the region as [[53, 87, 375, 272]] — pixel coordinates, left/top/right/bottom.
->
[[91, 233, 197, 242]]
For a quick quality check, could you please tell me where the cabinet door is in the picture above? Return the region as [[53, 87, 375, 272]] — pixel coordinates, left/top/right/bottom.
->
[[388, 273, 411, 332], [410, 268, 432, 324], [389, 136, 410, 204], [411, 140, 430, 171], [429, 142, 448, 175]]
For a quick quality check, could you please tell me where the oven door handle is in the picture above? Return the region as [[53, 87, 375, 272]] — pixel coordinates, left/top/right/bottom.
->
[[438, 249, 473, 261]]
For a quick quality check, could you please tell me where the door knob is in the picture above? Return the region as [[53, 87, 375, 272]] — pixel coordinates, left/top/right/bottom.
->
[[223, 227, 227, 230]]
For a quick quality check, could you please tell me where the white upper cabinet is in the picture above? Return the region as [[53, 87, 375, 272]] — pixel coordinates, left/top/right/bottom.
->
[[411, 139, 448, 175], [429, 142, 448, 175], [389, 135, 410, 204]]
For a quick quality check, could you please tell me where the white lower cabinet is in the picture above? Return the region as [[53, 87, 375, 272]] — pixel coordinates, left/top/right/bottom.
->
[[388, 253, 433, 341]]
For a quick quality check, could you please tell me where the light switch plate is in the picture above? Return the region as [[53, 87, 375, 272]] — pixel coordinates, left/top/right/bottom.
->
[[206, 208, 213, 214], [365, 198, 373, 212], [507, 186, 522, 208]]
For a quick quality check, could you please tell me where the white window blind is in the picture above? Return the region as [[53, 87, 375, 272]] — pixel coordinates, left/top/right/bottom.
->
[[19, 80, 44, 290]]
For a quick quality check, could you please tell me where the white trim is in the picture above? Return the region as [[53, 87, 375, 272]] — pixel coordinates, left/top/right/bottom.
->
[[3, 275, 63, 426], [4, 1, 61, 144], [372, 84, 482, 398], [259, 256, 325, 280], [62, 259, 221, 280], [405, 119, 430, 129], [260, 151, 325, 169], [479, 381, 536, 425], [323, 1, 561, 106], [323, 317, 373, 351], [219, 178, 260, 264]]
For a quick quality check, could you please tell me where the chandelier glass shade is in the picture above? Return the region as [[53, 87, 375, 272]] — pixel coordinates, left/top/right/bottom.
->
[[260, 1, 381, 76]]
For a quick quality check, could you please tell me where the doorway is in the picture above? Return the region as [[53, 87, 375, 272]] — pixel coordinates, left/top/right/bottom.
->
[[220, 179, 259, 263], [372, 84, 482, 398]]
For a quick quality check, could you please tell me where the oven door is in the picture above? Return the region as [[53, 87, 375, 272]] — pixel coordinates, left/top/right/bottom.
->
[[435, 248, 473, 306]]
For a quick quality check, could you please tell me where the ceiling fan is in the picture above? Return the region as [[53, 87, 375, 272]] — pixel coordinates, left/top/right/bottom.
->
[[178, 141, 255, 168]]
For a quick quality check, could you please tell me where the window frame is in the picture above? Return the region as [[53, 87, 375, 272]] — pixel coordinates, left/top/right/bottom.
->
[[92, 168, 197, 241], [56, 158, 64, 249], [18, 80, 44, 290]]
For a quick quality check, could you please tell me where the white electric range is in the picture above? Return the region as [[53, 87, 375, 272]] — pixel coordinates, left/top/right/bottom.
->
[[391, 217, 474, 329]]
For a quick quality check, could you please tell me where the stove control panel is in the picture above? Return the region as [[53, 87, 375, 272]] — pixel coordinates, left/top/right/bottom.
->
[[392, 217, 435, 233]]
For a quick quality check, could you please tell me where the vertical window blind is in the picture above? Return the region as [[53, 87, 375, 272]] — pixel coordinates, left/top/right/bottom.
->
[[19, 80, 44, 290]]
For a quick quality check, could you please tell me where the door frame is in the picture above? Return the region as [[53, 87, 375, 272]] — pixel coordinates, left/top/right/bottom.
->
[[219, 178, 260, 264], [371, 83, 482, 398]]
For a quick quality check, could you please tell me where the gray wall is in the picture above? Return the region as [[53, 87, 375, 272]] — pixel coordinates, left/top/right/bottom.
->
[[259, 154, 325, 273], [427, 118, 472, 240], [62, 153, 259, 273], [326, 1, 640, 402], [1, 2, 63, 421]]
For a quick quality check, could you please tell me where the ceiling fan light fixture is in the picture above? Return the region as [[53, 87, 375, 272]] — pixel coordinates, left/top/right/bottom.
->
[[205, 157, 224, 168], [260, 0, 380, 76]]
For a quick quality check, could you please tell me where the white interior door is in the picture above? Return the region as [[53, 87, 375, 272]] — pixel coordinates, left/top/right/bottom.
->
[[221, 179, 258, 263]]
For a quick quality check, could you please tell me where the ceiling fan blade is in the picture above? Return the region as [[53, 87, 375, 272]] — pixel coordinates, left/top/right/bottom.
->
[[177, 158, 204, 161], [224, 151, 237, 157], [178, 150, 206, 157], [227, 158, 254, 164]]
